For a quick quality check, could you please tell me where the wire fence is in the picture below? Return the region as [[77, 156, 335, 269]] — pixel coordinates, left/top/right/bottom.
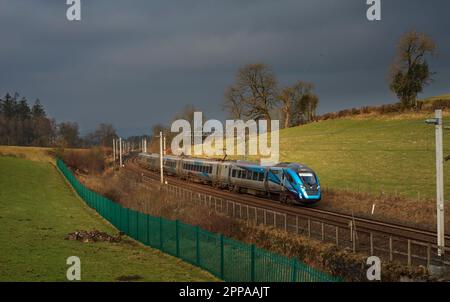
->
[[57, 159, 341, 282]]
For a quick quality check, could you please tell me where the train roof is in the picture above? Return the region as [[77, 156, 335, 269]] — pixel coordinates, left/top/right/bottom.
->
[[138, 154, 314, 172], [275, 162, 314, 172]]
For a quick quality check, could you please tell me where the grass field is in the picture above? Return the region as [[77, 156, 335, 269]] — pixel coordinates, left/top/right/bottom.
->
[[278, 113, 450, 199], [0, 156, 216, 281]]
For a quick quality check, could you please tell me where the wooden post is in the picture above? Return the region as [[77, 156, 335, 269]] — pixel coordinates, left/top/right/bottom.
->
[[308, 219, 311, 237], [407, 239, 411, 267], [321, 223, 324, 241], [335, 226, 339, 247], [370, 233, 374, 255], [389, 236, 393, 262]]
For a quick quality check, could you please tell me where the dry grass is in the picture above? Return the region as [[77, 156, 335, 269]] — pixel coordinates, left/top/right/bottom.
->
[[0, 146, 54, 163]]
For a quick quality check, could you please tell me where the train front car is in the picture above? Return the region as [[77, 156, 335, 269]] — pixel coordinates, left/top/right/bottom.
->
[[277, 163, 321, 205]]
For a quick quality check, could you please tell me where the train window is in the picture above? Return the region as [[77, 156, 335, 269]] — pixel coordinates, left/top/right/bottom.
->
[[232, 170, 236, 177], [252, 172, 258, 181], [259, 173, 265, 181], [247, 172, 252, 180], [237, 170, 242, 178], [241, 171, 247, 179]]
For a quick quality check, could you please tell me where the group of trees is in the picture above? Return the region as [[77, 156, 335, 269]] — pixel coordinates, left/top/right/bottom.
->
[[0, 93, 117, 148], [0, 93, 56, 146], [223, 63, 319, 129]]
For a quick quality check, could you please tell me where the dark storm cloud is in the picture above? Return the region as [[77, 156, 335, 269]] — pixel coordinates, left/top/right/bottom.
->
[[0, 0, 449, 135]]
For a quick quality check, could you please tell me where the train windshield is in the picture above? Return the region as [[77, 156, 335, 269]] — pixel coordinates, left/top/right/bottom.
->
[[298, 172, 317, 185]]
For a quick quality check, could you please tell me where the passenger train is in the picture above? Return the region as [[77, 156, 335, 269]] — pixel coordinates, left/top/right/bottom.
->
[[137, 153, 321, 205]]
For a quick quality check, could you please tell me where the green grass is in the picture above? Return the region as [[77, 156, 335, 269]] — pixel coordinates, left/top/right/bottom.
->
[[0, 156, 216, 281], [278, 114, 450, 199]]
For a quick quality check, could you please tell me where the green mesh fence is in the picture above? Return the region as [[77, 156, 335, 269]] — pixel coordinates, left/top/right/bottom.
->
[[57, 159, 341, 282]]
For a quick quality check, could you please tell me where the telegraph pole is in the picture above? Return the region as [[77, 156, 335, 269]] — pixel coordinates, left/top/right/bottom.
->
[[426, 109, 445, 259], [159, 131, 164, 184], [163, 135, 167, 155], [112, 138, 116, 166], [119, 137, 123, 168]]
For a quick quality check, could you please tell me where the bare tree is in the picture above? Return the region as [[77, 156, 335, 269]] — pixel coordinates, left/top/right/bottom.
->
[[223, 86, 245, 119], [280, 81, 318, 127], [224, 63, 278, 123], [389, 31, 437, 108], [279, 87, 295, 128]]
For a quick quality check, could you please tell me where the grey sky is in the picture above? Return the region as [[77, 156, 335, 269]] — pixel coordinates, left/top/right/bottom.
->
[[1, 0, 449, 136]]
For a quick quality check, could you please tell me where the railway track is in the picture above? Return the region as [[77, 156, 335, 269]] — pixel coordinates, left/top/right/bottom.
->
[[123, 155, 450, 248]]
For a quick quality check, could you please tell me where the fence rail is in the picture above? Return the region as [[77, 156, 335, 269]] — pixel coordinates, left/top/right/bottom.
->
[[57, 159, 340, 282]]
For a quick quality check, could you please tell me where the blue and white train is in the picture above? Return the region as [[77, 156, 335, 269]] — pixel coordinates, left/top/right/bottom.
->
[[138, 153, 321, 205]]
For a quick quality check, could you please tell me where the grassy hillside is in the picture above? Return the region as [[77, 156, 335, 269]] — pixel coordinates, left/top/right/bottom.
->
[[279, 113, 450, 199], [0, 156, 215, 281], [421, 93, 450, 103]]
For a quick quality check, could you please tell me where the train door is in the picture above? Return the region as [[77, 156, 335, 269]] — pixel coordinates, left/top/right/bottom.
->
[[267, 168, 284, 193]]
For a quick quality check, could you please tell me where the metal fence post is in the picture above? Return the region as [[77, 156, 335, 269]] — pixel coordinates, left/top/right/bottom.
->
[[220, 234, 224, 279], [196, 226, 200, 265], [146, 214, 150, 246], [159, 216, 163, 250], [291, 259, 297, 282], [176, 220, 180, 257], [251, 244, 256, 282], [126, 208, 130, 235]]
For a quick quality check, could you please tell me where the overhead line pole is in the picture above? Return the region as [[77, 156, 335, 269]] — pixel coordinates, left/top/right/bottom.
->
[[119, 137, 123, 168], [159, 131, 164, 184], [112, 138, 116, 167], [426, 109, 445, 259]]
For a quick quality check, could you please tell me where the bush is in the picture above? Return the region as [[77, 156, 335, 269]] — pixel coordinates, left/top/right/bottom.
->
[[59, 147, 106, 174]]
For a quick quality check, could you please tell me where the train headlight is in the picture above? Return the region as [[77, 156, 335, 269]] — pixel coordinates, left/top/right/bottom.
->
[[300, 185, 306, 190]]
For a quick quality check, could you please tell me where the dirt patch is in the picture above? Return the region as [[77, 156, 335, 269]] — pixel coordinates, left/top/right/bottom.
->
[[65, 230, 122, 243], [116, 275, 143, 282]]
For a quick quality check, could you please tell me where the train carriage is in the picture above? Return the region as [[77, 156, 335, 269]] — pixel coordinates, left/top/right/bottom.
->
[[137, 153, 321, 205]]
